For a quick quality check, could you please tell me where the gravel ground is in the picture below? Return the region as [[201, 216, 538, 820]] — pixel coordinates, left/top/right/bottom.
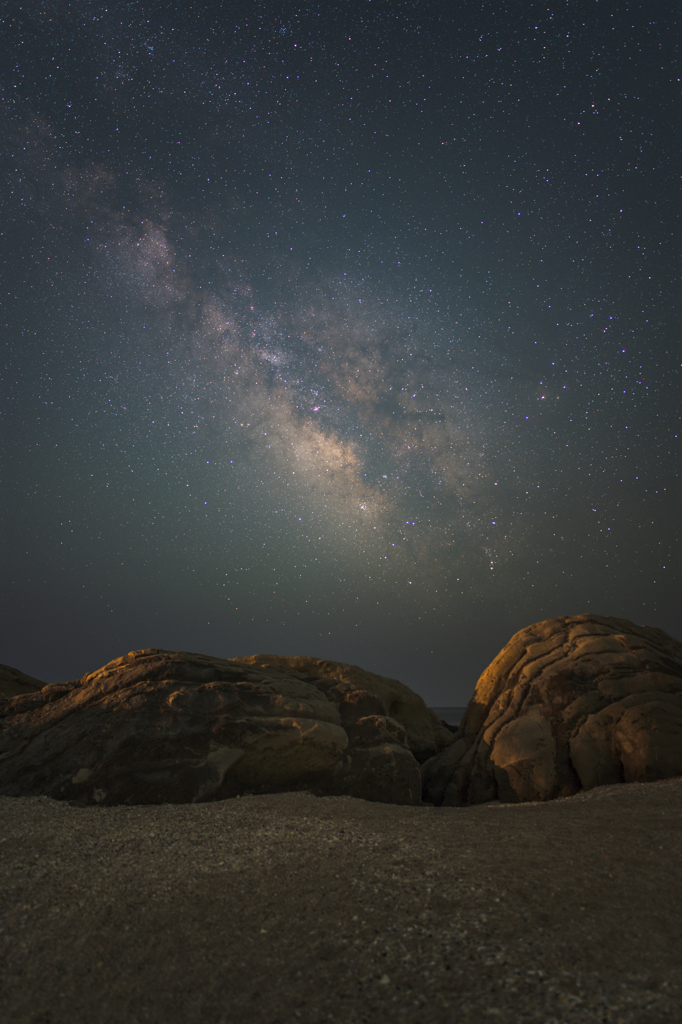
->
[[1, 778, 681, 1024]]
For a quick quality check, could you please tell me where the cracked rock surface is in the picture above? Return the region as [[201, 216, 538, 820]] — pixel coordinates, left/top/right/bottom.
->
[[0, 649, 452, 806], [422, 614, 682, 806]]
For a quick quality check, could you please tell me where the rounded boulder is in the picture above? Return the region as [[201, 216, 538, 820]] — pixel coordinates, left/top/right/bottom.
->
[[422, 614, 682, 806], [0, 649, 442, 806]]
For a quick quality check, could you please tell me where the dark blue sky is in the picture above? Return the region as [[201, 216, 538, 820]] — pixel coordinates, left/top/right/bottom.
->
[[1, 1, 679, 703]]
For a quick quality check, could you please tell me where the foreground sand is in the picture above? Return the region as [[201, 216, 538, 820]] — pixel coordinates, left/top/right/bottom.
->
[[1, 780, 681, 1024]]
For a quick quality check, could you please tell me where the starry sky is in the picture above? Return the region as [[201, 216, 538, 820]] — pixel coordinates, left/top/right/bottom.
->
[[1, 1, 679, 704]]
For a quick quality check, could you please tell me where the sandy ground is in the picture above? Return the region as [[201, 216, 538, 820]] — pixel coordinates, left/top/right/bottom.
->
[[1, 779, 681, 1024]]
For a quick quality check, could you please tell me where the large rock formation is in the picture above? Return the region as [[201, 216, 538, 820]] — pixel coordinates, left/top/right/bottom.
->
[[422, 615, 682, 806], [0, 649, 452, 807]]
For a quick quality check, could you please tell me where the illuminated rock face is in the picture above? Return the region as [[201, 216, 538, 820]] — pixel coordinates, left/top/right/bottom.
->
[[422, 615, 682, 806], [0, 650, 451, 806]]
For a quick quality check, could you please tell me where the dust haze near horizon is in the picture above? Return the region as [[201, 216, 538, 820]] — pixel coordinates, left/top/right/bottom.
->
[[1, 1, 679, 704]]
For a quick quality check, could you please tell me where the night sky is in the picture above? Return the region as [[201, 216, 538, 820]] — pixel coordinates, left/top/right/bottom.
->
[[1, 1, 679, 704]]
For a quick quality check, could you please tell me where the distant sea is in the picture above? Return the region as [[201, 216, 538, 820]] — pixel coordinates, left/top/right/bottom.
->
[[428, 707, 467, 727]]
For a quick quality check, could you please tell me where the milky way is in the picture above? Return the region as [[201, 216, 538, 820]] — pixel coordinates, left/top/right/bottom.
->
[[1, 2, 679, 701]]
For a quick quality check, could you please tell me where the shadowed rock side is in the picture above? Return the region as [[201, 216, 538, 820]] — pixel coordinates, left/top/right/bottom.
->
[[422, 614, 682, 806], [0, 664, 46, 700], [0, 650, 451, 807]]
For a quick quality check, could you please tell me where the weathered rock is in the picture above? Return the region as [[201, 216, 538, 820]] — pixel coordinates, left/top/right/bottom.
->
[[569, 691, 682, 789], [321, 742, 422, 804], [0, 649, 446, 807], [422, 615, 682, 806], [0, 663, 46, 700], [230, 654, 453, 763]]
